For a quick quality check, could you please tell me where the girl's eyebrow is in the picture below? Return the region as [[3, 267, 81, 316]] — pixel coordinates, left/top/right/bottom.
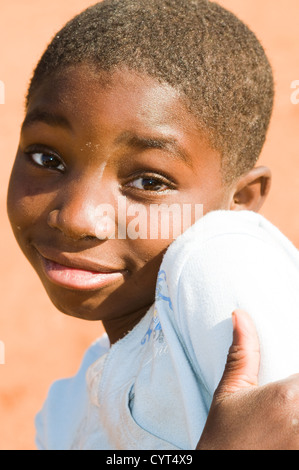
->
[[116, 131, 192, 166], [22, 110, 72, 131]]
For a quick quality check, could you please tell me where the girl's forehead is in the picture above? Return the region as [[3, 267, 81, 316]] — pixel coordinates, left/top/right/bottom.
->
[[26, 65, 198, 131], [22, 64, 220, 179]]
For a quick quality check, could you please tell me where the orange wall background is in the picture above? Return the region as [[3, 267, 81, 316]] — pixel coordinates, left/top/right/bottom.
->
[[0, 0, 299, 450]]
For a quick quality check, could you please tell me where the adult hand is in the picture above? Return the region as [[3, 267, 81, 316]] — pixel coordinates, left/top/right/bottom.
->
[[197, 310, 299, 450]]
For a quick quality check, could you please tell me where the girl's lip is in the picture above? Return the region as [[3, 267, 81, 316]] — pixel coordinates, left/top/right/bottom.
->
[[40, 256, 125, 291], [34, 245, 125, 274]]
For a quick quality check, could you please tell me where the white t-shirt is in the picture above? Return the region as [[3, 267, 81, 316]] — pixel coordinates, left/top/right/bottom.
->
[[35, 210, 299, 450]]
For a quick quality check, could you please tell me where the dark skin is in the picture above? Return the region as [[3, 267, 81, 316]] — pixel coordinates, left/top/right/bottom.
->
[[10, 64, 293, 450], [198, 310, 299, 450], [7, 65, 270, 344]]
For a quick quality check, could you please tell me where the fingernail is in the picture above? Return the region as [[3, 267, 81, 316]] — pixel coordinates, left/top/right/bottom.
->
[[232, 311, 237, 330]]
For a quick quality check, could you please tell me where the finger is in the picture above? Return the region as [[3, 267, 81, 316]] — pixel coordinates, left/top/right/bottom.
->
[[215, 309, 260, 399]]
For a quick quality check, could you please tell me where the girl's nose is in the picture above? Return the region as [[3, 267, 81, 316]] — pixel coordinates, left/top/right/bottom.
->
[[48, 206, 98, 240], [47, 181, 116, 241]]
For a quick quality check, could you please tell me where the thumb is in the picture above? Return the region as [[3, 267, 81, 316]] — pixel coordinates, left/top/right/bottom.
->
[[215, 310, 260, 399]]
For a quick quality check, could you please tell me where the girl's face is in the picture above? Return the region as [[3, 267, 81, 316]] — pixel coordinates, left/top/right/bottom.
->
[[7, 65, 231, 343]]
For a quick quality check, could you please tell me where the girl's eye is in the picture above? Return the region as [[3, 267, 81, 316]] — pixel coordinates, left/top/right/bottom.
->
[[29, 152, 65, 172], [128, 177, 170, 192]]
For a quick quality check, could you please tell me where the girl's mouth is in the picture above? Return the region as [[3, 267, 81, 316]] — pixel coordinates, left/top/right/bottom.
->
[[39, 256, 126, 291]]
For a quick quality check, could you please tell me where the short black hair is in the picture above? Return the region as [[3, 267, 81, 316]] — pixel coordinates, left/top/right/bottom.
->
[[26, 0, 274, 183]]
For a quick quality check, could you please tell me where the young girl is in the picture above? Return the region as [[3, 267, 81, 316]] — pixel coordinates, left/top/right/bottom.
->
[[7, 0, 299, 449]]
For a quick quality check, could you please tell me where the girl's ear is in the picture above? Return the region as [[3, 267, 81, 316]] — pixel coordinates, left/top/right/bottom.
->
[[230, 166, 272, 212]]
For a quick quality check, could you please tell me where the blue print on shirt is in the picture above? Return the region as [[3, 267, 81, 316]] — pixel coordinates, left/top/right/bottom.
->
[[141, 309, 162, 345], [141, 269, 172, 346], [155, 270, 173, 311]]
